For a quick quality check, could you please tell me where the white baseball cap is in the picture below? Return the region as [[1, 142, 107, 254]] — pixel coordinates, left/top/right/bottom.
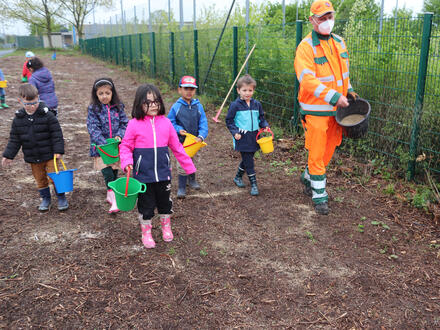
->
[[25, 51, 35, 58]]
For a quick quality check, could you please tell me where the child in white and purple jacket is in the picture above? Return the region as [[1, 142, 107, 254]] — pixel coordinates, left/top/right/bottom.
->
[[120, 84, 196, 249]]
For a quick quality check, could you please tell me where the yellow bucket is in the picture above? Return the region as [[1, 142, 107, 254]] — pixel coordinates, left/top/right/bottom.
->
[[0, 80, 7, 88], [183, 133, 207, 157], [256, 128, 274, 154]]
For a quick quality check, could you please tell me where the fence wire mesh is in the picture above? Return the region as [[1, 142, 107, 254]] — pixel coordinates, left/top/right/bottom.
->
[[81, 15, 440, 178]]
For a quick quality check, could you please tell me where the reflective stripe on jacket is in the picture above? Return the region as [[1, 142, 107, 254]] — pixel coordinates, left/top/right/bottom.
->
[[294, 30, 353, 116]]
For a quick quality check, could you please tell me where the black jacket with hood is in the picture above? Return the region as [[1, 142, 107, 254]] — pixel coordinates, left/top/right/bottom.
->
[[3, 102, 64, 163]]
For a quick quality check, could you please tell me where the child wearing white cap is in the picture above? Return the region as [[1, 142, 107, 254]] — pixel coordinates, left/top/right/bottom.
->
[[21, 51, 35, 83]]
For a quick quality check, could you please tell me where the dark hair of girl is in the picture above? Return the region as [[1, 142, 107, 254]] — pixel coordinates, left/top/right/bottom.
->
[[131, 84, 165, 119], [26, 57, 44, 71], [90, 77, 122, 110]]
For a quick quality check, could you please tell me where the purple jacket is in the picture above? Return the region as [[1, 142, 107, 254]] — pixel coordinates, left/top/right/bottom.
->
[[29, 67, 58, 109], [87, 103, 128, 157], [120, 115, 196, 183]]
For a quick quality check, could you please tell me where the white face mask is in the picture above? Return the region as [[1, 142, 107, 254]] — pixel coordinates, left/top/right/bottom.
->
[[315, 18, 335, 35]]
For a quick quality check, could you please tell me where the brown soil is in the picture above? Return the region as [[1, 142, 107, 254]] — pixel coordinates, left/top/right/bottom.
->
[[1, 52, 439, 328]]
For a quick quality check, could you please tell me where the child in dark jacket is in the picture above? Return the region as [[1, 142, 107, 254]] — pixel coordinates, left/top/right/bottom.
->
[[2, 84, 67, 211], [225, 74, 270, 196], [168, 76, 208, 198], [120, 84, 196, 249], [27, 57, 58, 116], [0, 68, 9, 109], [87, 78, 128, 213]]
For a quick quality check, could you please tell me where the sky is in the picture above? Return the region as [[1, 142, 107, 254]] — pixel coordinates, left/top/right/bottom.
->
[[3, 0, 425, 36]]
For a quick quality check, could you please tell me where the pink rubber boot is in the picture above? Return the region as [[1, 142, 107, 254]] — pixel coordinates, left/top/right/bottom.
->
[[160, 215, 174, 242], [140, 223, 156, 248], [106, 189, 112, 204], [108, 189, 119, 213]]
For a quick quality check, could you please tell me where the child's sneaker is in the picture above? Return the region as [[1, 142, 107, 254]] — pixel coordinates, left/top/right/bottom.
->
[[160, 215, 174, 242], [140, 223, 156, 248]]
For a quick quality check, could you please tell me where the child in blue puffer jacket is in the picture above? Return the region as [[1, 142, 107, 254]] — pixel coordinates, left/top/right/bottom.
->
[[226, 74, 270, 196], [87, 78, 129, 213], [168, 75, 208, 198]]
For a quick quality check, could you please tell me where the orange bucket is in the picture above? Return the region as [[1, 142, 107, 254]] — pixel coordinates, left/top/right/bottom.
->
[[183, 133, 207, 157]]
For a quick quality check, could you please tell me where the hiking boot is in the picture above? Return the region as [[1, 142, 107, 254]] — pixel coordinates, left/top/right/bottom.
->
[[177, 175, 187, 199], [38, 187, 51, 211], [56, 193, 69, 211], [188, 173, 201, 190], [248, 174, 259, 196], [140, 223, 156, 249], [160, 215, 174, 242], [314, 202, 329, 215], [233, 167, 245, 188]]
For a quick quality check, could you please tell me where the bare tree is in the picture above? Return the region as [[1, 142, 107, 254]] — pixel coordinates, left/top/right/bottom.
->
[[56, 0, 113, 39], [0, 0, 63, 48]]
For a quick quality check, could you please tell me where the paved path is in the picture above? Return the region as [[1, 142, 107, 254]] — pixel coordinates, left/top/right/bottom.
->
[[0, 49, 15, 58]]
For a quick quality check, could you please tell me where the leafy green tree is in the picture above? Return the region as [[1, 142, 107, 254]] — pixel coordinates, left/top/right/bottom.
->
[[423, 0, 440, 15], [0, 0, 63, 48], [55, 0, 113, 39]]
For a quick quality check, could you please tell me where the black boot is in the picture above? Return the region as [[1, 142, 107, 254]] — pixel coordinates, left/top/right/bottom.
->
[[188, 173, 201, 190], [177, 175, 187, 199], [56, 193, 69, 211], [248, 174, 259, 196], [314, 202, 329, 215], [233, 167, 245, 188], [38, 187, 51, 211]]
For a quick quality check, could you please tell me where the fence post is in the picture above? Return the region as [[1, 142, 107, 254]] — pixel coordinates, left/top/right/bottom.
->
[[233, 26, 238, 100], [138, 34, 143, 72], [115, 37, 119, 65], [194, 29, 199, 94], [170, 32, 175, 84], [407, 12, 433, 180], [149, 32, 156, 77], [292, 20, 303, 132], [128, 34, 133, 71]]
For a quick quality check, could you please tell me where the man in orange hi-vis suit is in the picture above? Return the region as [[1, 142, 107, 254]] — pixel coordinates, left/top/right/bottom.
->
[[294, 0, 358, 215]]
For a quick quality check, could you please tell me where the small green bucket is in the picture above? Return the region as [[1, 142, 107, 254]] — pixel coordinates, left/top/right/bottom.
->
[[92, 138, 120, 164], [108, 176, 147, 211]]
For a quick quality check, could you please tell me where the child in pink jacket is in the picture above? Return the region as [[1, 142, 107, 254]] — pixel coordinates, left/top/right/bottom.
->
[[120, 84, 196, 249]]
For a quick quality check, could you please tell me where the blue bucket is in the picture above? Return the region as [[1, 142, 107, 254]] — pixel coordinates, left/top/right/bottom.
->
[[47, 157, 77, 193]]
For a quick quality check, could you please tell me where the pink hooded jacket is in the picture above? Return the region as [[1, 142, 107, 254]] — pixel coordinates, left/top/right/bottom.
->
[[120, 115, 196, 183]]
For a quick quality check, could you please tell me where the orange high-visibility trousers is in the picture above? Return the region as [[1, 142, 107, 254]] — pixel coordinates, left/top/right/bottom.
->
[[302, 115, 342, 176]]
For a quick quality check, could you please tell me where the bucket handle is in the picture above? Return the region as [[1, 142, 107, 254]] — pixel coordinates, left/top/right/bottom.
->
[[125, 167, 131, 197], [183, 132, 199, 149], [256, 128, 274, 142], [139, 183, 147, 193], [53, 156, 67, 174], [91, 143, 119, 158]]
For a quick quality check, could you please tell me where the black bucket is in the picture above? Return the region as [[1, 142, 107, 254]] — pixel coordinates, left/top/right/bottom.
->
[[336, 97, 371, 139]]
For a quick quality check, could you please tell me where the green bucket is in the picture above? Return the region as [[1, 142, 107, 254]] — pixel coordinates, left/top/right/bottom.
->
[[92, 138, 120, 164], [108, 177, 147, 211]]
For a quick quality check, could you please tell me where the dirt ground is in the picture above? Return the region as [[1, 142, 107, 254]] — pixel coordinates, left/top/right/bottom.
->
[[0, 52, 439, 329]]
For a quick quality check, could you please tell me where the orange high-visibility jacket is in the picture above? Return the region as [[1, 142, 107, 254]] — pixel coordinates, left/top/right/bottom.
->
[[294, 30, 353, 116]]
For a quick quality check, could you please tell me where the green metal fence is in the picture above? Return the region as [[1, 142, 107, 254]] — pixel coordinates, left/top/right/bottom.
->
[[16, 36, 43, 49], [80, 14, 440, 178]]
